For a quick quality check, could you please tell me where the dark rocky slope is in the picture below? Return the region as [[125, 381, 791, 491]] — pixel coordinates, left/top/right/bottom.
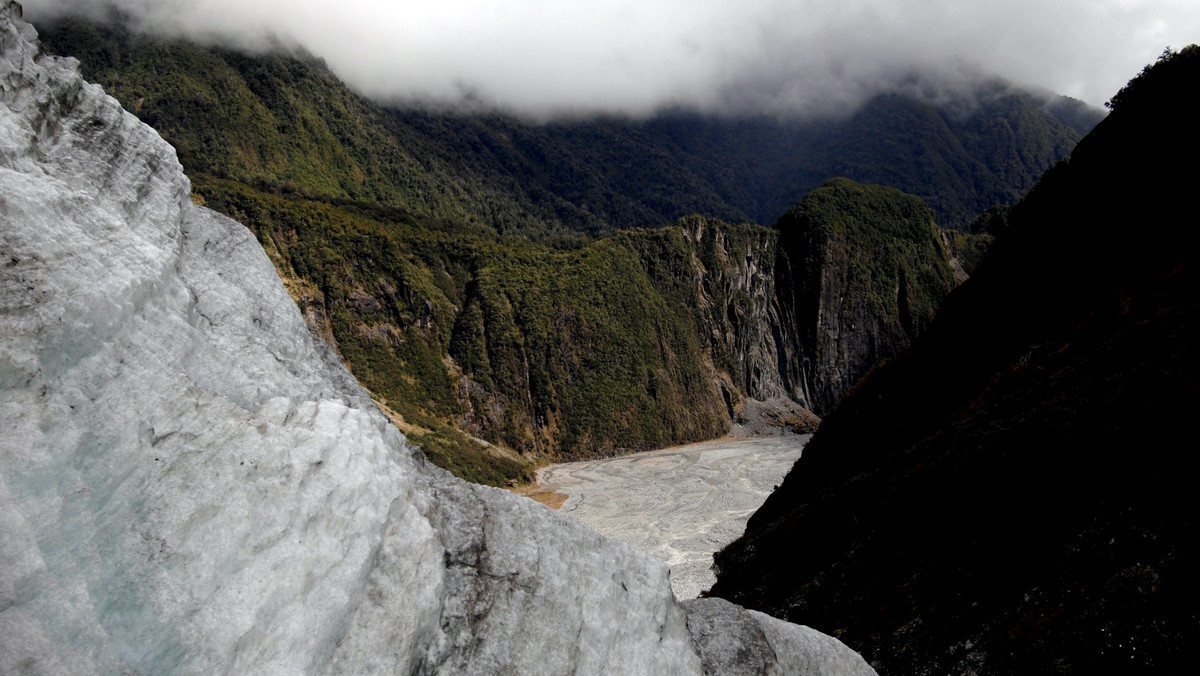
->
[[710, 47, 1200, 674], [773, 178, 970, 414]]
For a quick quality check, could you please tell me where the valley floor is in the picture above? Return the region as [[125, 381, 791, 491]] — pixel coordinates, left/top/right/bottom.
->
[[534, 435, 808, 599]]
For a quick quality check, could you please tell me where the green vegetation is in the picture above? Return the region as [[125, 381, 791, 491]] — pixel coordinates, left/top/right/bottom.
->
[[968, 204, 1011, 235], [609, 217, 782, 388], [38, 17, 1096, 237], [36, 15, 592, 242], [194, 172, 973, 484], [42, 19, 453, 216], [780, 177, 954, 323], [942, 227, 993, 274], [193, 175, 738, 481], [193, 176, 535, 484], [36, 17, 998, 485], [1106, 45, 1200, 113], [763, 87, 1100, 229], [773, 178, 972, 413]]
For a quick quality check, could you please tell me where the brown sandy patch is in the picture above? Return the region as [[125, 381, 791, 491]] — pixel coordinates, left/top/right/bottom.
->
[[518, 488, 569, 510]]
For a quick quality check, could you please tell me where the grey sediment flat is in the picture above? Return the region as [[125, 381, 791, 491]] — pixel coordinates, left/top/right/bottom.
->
[[538, 435, 809, 600]]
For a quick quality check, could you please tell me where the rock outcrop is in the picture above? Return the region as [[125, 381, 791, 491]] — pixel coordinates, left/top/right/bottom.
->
[[622, 181, 964, 425], [773, 178, 959, 414], [0, 3, 874, 673], [613, 217, 795, 427]]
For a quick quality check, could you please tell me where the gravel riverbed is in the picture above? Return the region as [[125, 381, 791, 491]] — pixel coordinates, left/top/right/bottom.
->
[[537, 435, 809, 599]]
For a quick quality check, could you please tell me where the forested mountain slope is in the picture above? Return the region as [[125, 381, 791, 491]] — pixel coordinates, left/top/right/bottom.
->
[[34, 14, 1000, 485], [711, 46, 1199, 675], [192, 174, 978, 485], [771, 177, 981, 415], [37, 14, 1100, 237]]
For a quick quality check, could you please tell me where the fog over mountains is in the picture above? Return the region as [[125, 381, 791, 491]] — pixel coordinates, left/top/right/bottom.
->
[[23, 0, 1200, 118]]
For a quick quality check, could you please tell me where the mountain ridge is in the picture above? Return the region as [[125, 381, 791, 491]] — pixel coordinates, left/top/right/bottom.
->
[[37, 13, 1102, 236]]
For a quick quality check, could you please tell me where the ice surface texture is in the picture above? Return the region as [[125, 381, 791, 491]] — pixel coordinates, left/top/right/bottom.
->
[[0, 3, 873, 673]]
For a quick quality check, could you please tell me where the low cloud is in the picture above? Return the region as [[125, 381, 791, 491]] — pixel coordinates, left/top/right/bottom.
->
[[23, 0, 1200, 118]]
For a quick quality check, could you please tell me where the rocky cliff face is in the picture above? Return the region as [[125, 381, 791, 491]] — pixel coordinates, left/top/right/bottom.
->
[[458, 183, 971, 458], [613, 217, 792, 422], [0, 3, 875, 673], [668, 217, 794, 406], [773, 178, 960, 414], [619, 181, 966, 428], [282, 184, 965, 477]]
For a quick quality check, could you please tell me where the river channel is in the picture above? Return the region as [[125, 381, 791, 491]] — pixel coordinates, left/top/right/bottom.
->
[[536, 434, 808, 599]]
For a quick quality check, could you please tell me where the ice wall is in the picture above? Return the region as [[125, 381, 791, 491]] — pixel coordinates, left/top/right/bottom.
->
[[0, 3, 873, 673]]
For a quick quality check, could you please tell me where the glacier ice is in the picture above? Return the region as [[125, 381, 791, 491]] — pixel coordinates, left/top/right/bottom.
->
[[0, 3, 874, 673]]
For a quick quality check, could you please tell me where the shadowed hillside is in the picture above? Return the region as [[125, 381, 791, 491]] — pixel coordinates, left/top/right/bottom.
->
[[711, 46, 1199, 674]]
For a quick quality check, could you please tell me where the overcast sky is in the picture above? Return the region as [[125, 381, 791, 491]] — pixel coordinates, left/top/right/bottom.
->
[[23, 0, 1200, 118]]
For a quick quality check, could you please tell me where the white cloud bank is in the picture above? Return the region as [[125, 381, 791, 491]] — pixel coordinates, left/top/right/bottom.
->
[[22, 0, 1200, 117]]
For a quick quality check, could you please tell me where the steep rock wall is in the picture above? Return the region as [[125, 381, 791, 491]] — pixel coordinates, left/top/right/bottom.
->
[[774, 178, 959, 414], [441, 186, 966, 467], [612, 218, 791, 423], [620, 181, 964, 423]]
